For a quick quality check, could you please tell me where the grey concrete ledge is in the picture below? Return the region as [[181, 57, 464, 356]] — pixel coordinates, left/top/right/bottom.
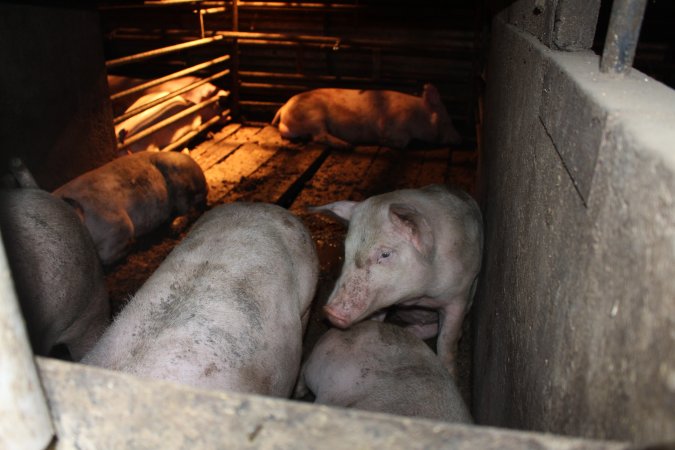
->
[[37, 357, 629, 449], [511, 13, 675, 205]]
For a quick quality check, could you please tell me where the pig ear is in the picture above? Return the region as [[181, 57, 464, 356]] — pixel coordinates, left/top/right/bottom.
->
[[422, 84, 443, 111], [389, 203, 434, 259], [307, 200, 359, 224]]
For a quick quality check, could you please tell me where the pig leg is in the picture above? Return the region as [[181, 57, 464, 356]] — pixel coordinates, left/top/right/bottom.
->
[[437, 301, 467, 377], [312, 131, 352, 150]]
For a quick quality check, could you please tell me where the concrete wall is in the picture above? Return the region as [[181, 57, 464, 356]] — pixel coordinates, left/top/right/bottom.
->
[[472, 9, 675, 446], [0, 3, 116, 191]]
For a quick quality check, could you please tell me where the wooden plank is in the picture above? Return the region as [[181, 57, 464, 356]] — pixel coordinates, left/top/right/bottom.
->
[[204, 142, 278, 205], [290, 145, 380, 211], [222, 144, 325, 204], [190, 123, 242, 170]]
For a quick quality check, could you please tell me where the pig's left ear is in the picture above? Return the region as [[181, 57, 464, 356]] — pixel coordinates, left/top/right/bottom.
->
[[422, 84, 443, 111], [389, 204, 434, 259], [307, 200, 359, 225]]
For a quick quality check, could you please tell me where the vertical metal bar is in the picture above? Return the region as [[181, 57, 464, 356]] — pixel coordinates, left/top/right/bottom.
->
[[599, 0, 648, 74], [0, 231, 55, 450], [198, 9, 206, 39], [231, 0, 241, 120]]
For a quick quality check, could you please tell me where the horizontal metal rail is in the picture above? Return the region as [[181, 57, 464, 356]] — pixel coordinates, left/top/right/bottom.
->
[[111, 54, 231, 101], [106, 35, 225, 69], [215, 30, 471, 52], [600, 0, 648, 74], [100, 1, 208, 11], [161, 111, 230, 153], [104, 29, 473, 53], [114, 68, 231, 125], [237, 1, 363, 11], [118, 94, 229, 151]]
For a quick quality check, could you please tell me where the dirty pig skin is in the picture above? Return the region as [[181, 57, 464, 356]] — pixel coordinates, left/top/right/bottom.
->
[[53, 151, 207, 265], [272, 84, 461, 149], [82, 203, 319, 397], [295, 321, 472, 423], [311, 184, 483, 376], [0, 188, 110, 360]]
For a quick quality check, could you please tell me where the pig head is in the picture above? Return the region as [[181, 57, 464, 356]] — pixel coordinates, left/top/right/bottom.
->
[[311, 185, 483, 375], [272, 84, 461, 150]]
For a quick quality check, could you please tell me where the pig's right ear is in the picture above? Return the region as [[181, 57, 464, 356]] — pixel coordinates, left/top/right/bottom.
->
[[307, 201, 358, 224], [389, 203, 434, 260]]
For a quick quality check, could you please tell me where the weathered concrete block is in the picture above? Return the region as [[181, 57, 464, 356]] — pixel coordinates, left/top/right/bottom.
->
[[539, 59, 607, 204], [37, 358, 628, 449], [506, 0, 602, 51], [553, 0, 602, 50], [508, 0, 558, 47], [474, 14, 675, 445]]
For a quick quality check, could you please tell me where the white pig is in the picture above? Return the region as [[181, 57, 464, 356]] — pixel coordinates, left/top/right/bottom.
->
[[82, 202, 319, 396], [0, 189, 110, 360], [110, 75, 226, 153], [310, 184, 483, 375], [271, 84, 461, 149], [295, 321, 473, 422], [53, 151, 207, 265]]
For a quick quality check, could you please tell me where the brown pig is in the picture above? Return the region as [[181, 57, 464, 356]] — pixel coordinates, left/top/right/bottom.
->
[[272, 84, 461, 149], [53, 151, 207, 265], [0, 189, 110, 360]]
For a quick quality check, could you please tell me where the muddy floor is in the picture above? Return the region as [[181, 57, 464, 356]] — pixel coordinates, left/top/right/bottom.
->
[[104, 121, 478, 408]]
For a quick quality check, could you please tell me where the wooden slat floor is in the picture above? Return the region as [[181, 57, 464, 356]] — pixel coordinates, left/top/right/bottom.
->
[[104, 121, 478, 403]]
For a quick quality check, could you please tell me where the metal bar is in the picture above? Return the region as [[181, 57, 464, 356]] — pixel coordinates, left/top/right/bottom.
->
[[118, 94, 229, 151], [111, 54, 231, 101], [200, 6, 227, 14], [238, 1, 363, 11], [106, 35, 224, 69], [99, 1, 202, 10], [114, 68, 231, 125], [0, 231, 55, 450], [215, 30, 471, 52], [198, 8, 205, 38], [230, 0, 241, 120], [107, 29, 473, 53], [161, 112, 230, 153], [600, 0, 648, 74]]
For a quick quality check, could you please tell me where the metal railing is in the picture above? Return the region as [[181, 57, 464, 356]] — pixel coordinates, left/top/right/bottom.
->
[[107, 6, 232, 153]]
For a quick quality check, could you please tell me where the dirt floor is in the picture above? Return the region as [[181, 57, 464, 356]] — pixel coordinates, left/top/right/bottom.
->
[[103, 121, 478, 408]]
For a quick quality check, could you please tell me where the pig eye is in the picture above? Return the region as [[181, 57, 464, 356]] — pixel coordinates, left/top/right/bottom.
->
[[377, 250, 391, 263]]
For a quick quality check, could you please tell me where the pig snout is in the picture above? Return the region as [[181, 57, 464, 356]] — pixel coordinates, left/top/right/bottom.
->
[[322, 305, 353, 329], [323, 269, 375, 328]]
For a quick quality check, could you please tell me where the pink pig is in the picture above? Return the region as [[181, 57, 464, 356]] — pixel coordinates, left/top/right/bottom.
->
[[311, 185, 483, 376], [272, 84, 461, 149]]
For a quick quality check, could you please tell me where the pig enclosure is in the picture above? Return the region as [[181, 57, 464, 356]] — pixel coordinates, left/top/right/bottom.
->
[[1, 0, 674, 449]]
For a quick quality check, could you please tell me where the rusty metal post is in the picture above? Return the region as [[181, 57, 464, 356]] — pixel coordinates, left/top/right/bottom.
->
[[600, 0, 648, 74], [230, 0, 241, 121], [0, 231, 55, 450]]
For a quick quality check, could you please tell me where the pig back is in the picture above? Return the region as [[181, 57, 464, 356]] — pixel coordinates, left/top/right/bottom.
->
[[0, 189, 109, 359], [83, 202, 318, 397], [302, 321, 472, 422]]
